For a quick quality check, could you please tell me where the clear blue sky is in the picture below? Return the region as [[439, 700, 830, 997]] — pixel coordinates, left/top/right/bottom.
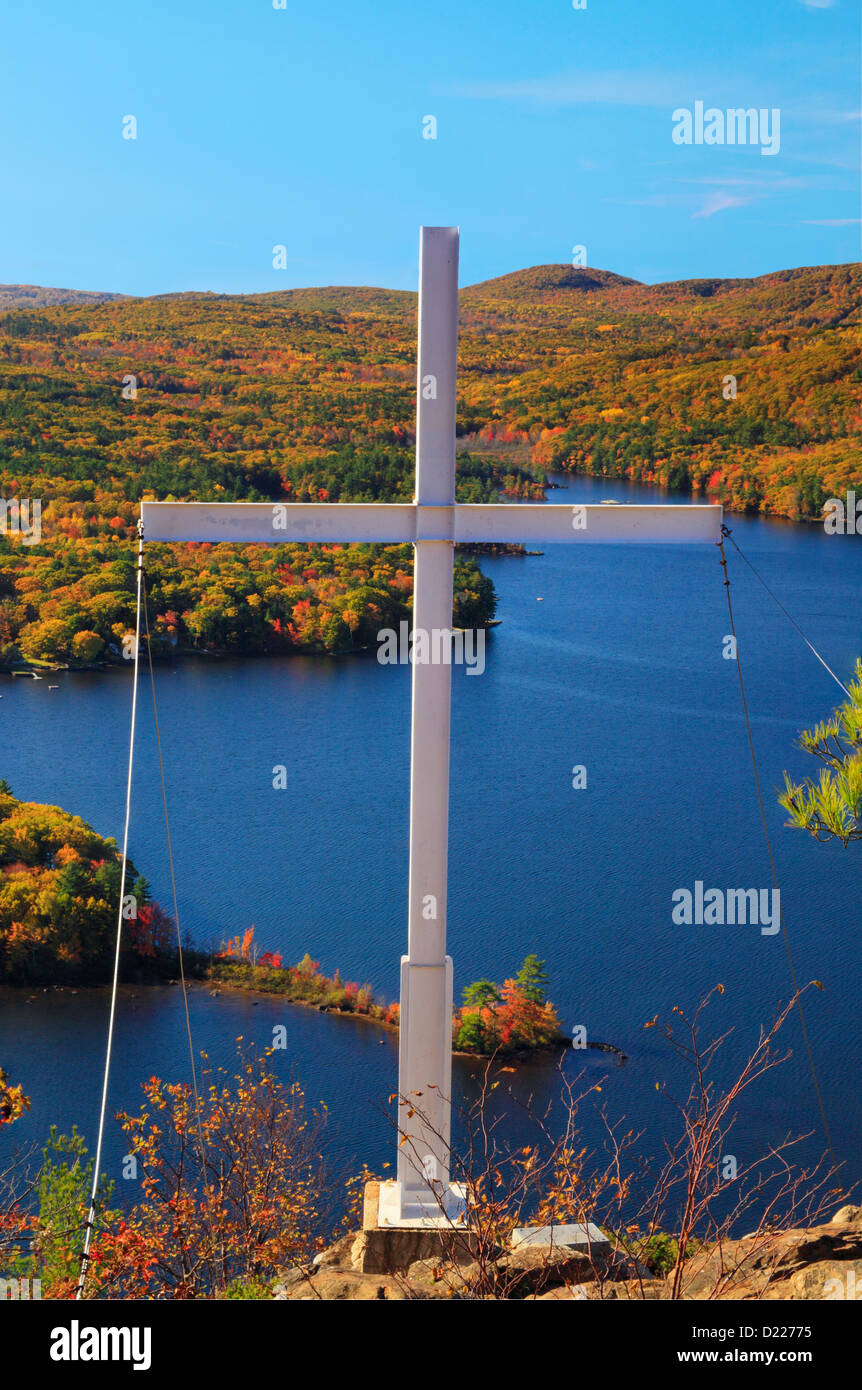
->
[[1, 0, 859, 295]]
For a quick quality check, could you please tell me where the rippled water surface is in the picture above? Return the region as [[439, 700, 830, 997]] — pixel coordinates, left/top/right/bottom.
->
[[2, 473, 860, 1199]]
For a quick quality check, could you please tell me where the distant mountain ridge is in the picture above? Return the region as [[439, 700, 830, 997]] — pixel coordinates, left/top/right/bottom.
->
[[463, 264, 641, 300], [0, 259, 858, 528], [2, 261, 856, 315], [0, 284, 127, 309]]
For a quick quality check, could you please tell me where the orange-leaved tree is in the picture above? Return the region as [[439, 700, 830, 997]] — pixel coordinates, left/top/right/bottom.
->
[[454, 956, 562, 1054], [90, 1045, 327, 1299]]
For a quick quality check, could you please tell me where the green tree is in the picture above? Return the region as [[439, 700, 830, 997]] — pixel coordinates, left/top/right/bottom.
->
[[462, 978, 501, 1009], [29, 1127, 117, 1294], [456, 1011, 494, 1054], [780, 660, 862, 846], [132, 874, 151, 907], [515, 954, 549, 1005]]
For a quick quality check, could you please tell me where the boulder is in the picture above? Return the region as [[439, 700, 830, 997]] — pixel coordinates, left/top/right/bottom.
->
[[278, 1268, 410, 1301], [272, 1266, 316, 1298], [534, 1284, 591, 1301], [313, 1234, 357, 1269], [402, 1259, 477, 1299], [781, 1259, 862, 1301], [584, 1278, 665, 1301]]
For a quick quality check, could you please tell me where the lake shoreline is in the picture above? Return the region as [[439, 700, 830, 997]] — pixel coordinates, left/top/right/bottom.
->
[[2, 943, 591, 1064], [5, 972, 599, 1065], [1, 475, 829, 680]]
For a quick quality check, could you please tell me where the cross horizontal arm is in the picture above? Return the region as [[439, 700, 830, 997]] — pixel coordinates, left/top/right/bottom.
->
[[454, 503, 723, 545], [140, 500, 722, 546], [139, 500, 417, 544]]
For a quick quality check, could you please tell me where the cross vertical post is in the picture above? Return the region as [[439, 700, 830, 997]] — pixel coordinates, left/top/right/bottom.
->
[[384, 227, 464, 1224], [138, 223, 723, 1237]]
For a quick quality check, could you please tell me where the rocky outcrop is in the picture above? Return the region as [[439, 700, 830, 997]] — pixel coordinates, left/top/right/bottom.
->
[[670, 1204, 862, 1302], [273, 1204, 862, 1301]]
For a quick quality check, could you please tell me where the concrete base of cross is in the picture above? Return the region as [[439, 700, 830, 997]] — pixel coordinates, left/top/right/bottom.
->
[[378, 1176, 467, 1227], [352, 1180, 476, 1275]]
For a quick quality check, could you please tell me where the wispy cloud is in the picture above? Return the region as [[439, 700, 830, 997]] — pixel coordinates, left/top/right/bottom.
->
[[801, 217, 862, 225], [692, 192, 752, 219], [611, 171, 826, 222], [673, 174, 817, 191], [803, 108, 862, 123], [604, 194, 688, 209], [453, 71, 858, 130], [798, 0, 837, 8], [451, 70, 684, 108]]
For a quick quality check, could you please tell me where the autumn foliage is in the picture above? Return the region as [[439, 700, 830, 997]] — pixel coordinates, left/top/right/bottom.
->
[[212, 928, 397, 1025], [0, 989, 837, 1301], [0, 782, 174, 983], [454, 955, 563, 1054], [3, 262, 857, 669], [3, 1050, 324, 1299], [211, 933, 560, 1053]]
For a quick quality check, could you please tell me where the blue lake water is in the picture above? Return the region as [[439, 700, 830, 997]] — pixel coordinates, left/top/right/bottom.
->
[[1, 472, 860, 1215]]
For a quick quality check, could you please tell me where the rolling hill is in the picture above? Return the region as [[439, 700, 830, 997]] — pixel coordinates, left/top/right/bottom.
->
[[0, 285, 127, 310], [0, 260, 859, 667]]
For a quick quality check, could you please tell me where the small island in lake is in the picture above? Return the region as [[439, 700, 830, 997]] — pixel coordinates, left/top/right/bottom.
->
[[211, 930, 565, 1057]]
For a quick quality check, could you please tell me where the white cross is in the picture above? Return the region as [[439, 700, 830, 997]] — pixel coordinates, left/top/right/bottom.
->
[[140, 227, 722, 1226]]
